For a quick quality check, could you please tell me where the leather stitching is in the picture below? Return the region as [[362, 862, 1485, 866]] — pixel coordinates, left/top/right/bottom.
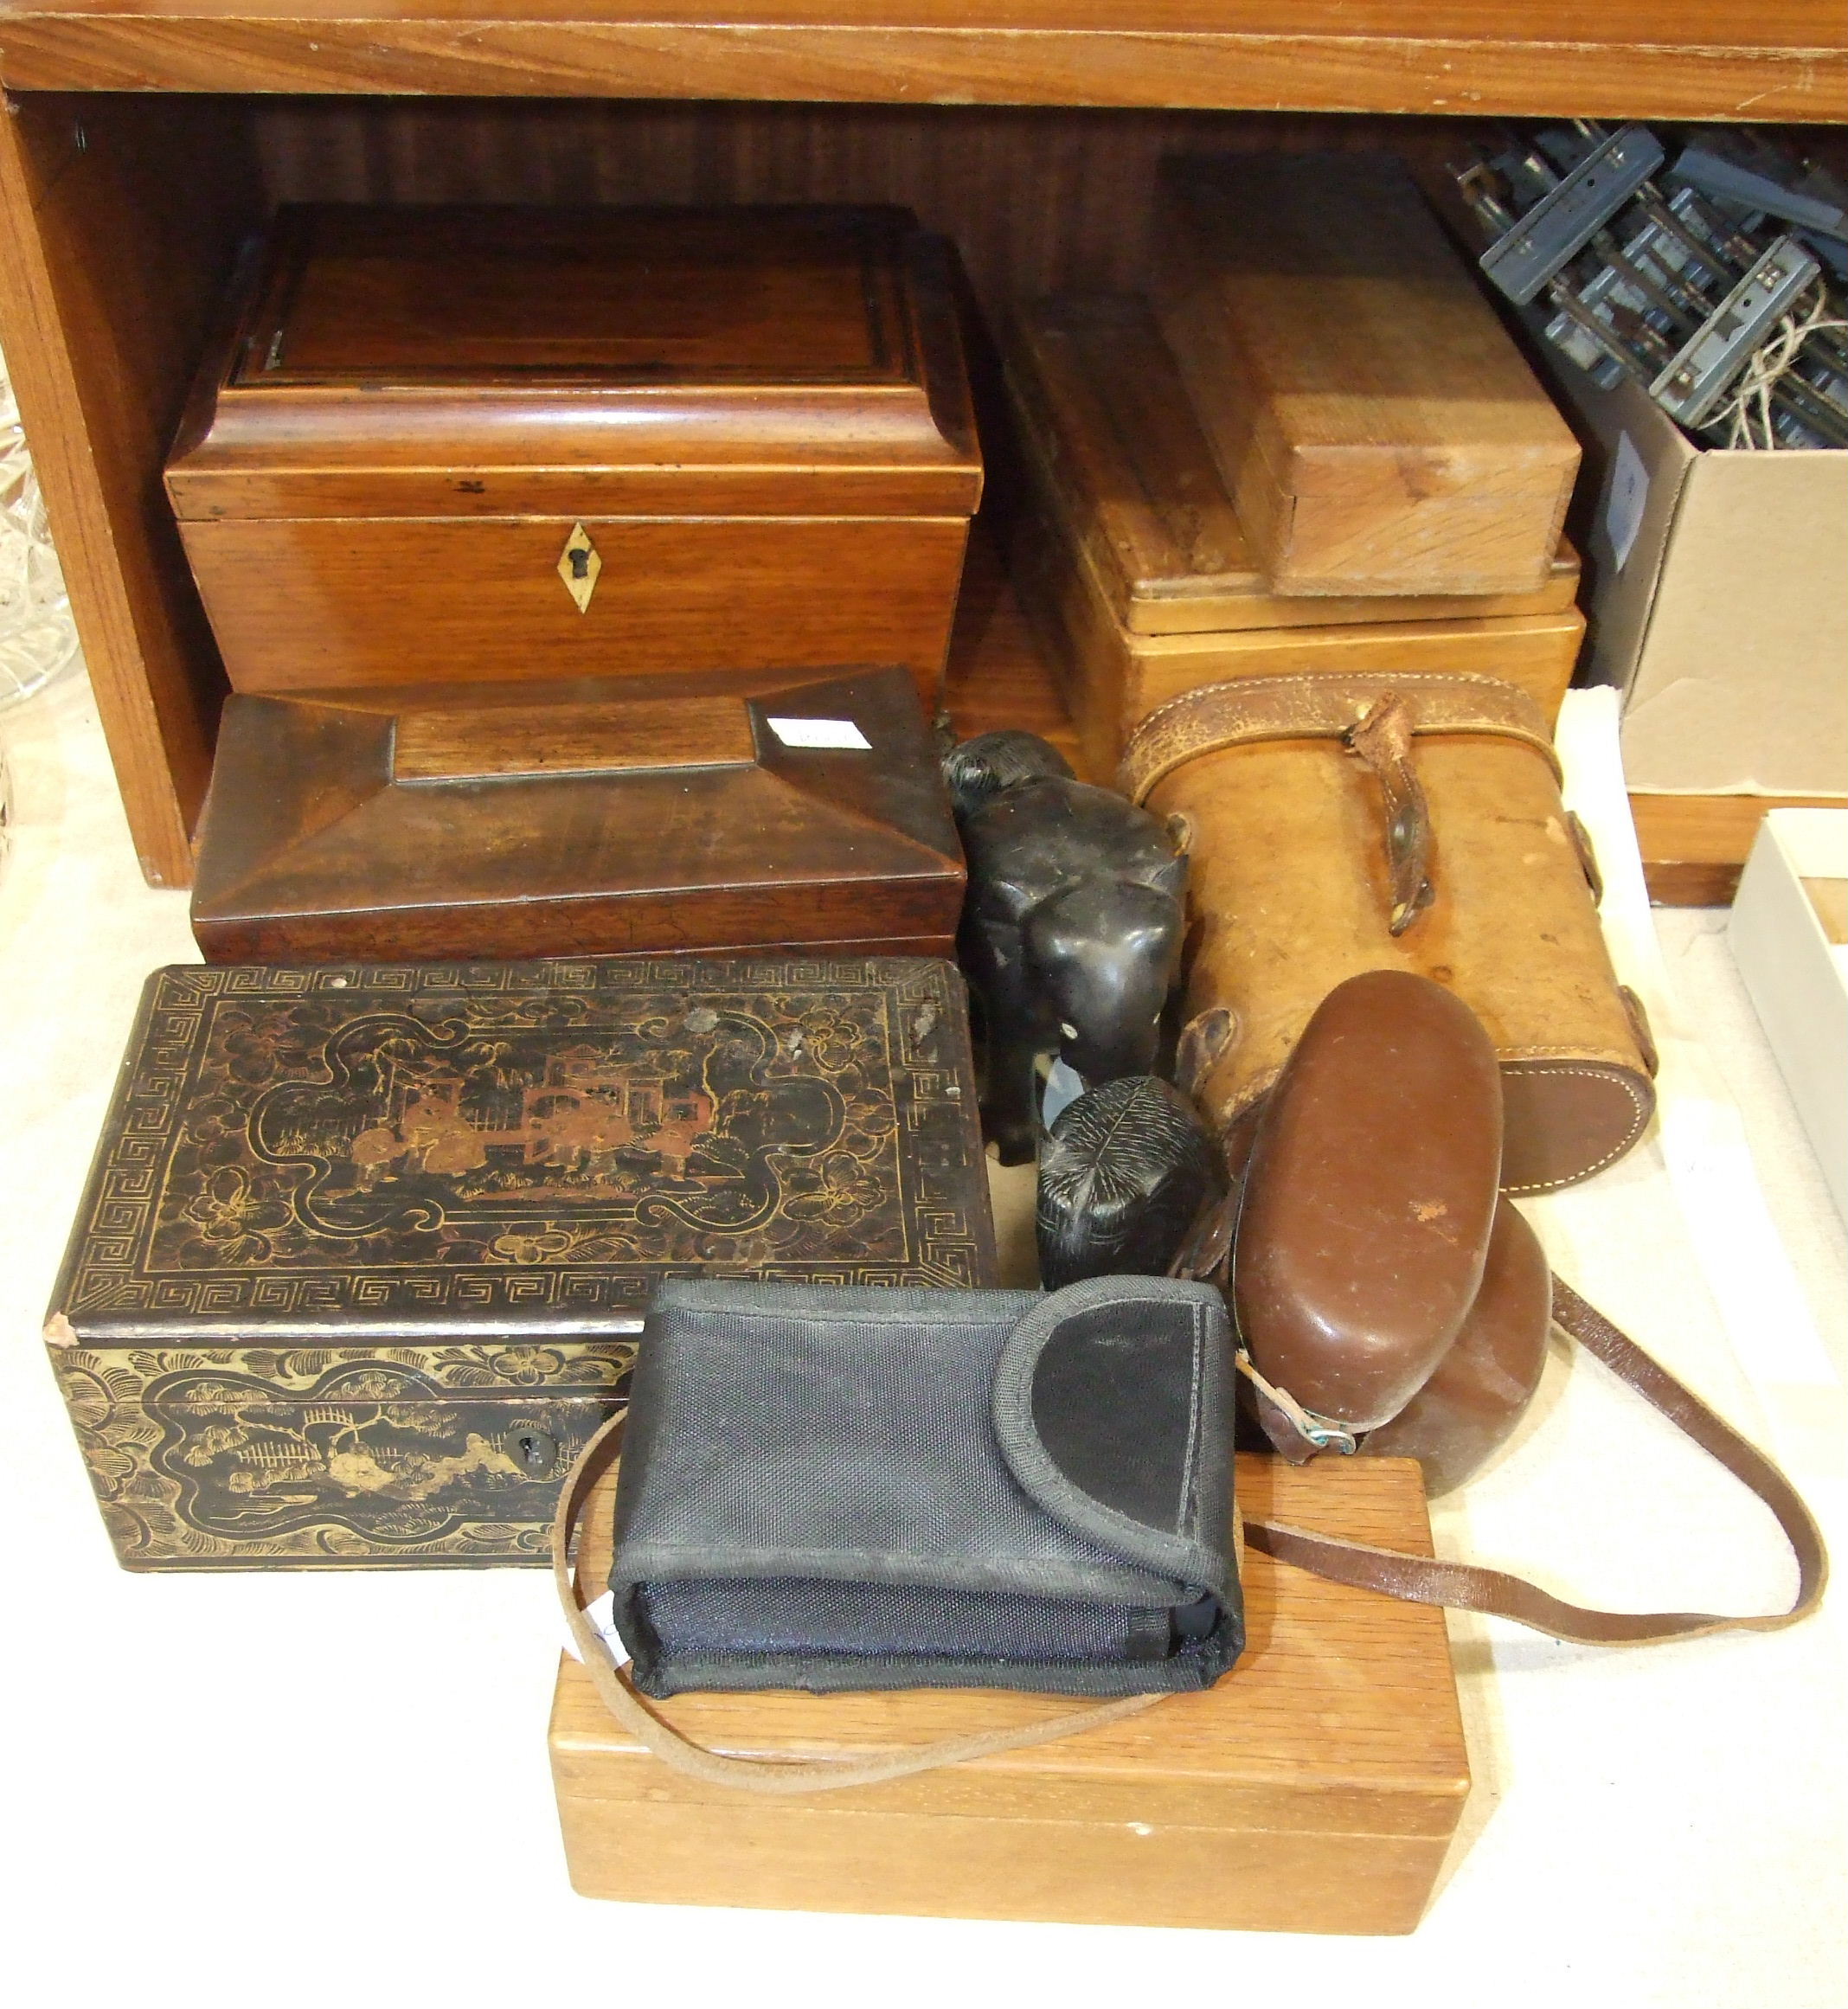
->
[[1498, 1062, 1652, 1195], [1217, 1061, 1650, 1193]]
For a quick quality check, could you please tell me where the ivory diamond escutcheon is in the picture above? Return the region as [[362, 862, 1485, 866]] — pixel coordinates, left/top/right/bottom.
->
[[557, 523, 602, 612]]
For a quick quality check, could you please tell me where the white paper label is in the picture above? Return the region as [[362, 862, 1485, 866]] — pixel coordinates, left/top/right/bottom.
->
[[1605, 430, 1649, 574], [1040, 1056, 1087, 1130], [564, 1589, 631, 1667], [767, 716, 872, 751]]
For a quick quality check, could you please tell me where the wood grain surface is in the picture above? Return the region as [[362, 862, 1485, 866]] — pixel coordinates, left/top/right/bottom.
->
[[1005, 292, 1582, 636], [390, 695, 760, 780], [0, 1, 1839, 118], [167, 202, 984, 520], [189, 666, 968, 963], [0, 94, 255, 885], [1632, 792, 1846, 908], [550, 1449, 1470, 1931], [180, 515, 972, 700], [1153, 153, 1581, 599], [943, 530, 1088, 774], [0, 89, 1818, 888]]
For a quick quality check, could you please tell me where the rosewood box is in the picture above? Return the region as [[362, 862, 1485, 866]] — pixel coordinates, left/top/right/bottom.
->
[[166, 204, 982, 703], [1002, 294, 1584, 773], [189, 665, 967, 965], [47, 957, 994, 1569]]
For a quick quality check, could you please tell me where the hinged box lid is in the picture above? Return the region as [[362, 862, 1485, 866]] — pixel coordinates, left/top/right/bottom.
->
[[1006, 293, 1580, 636], [167, 204, 983, 521], [47, 958, 995, 1350]]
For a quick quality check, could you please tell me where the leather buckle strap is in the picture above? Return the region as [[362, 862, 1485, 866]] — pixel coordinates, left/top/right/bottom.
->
[[1345, 694, 1436, 936], [1117, 671, 1560, 806]]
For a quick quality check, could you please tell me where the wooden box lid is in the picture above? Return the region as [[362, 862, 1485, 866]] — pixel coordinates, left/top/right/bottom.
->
[[189, 665, 966, 965], [47, 956, 995, 1351], [1152, 155, 1581, 599], [167, 204, 983, 520], [1006, 293, 1580, 637], [550, 1451, 1471, 1933]]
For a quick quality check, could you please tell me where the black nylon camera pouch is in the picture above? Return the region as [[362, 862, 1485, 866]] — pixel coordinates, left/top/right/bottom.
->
[[609, 1276, 1242, 1698]]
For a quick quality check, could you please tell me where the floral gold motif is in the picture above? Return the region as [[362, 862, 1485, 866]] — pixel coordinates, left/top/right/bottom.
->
[[48, 959, 991, 1566]]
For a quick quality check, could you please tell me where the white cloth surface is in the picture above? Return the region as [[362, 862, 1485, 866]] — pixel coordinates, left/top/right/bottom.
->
[[0, 675, 1842, 2009]]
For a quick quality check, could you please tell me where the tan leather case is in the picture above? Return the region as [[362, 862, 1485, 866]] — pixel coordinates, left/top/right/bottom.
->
[[1121, 672, 1657, 1194]]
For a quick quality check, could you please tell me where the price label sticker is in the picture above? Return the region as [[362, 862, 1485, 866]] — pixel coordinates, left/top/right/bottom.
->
[[565, 1589, 631, 1667], [767, 716, 872, 751], [1605, 431, 1649, 574]]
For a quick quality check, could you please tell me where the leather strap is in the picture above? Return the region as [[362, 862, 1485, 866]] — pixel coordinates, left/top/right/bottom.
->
[[1247, 1274, 1828, 1646], [552, 1408, 1163, 1795], [1345, 694, 1436, 935], [1118, 671, 1560, 806], [554, 1274, 1826, 1787]]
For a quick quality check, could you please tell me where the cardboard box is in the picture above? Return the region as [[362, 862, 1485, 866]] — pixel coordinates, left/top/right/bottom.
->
[[1537, 367, 1847, 899], [1729, 808, 1848, 1224]]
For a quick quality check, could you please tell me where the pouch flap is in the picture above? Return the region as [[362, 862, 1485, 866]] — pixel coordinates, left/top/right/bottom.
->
[[991, 1277, 1233, 1594]]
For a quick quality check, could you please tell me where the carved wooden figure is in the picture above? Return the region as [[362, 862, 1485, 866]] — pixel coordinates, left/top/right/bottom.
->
[[1036, 1075, 1224, 1290], [946, 729, 1187, 1165]]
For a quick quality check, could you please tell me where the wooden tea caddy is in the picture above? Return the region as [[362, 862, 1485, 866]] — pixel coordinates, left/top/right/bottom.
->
[[1002, 294, 1585, 774], [166, 203, 983, 704], [550, 1452, 1471, 1934], [189, 665, 967, 965]]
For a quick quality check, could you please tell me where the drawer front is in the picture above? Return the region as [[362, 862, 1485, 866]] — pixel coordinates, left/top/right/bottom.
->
[[181, 516, 970, 701]]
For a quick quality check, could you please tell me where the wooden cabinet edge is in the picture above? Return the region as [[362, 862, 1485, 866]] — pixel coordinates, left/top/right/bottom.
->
[[0, 26, 1840, 121]]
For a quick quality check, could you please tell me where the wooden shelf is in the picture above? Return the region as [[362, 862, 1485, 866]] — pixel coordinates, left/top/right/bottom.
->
[[1631, 791, 1845, 907], [0, 1, 1841, 119], [0, 13, 1838, 887]]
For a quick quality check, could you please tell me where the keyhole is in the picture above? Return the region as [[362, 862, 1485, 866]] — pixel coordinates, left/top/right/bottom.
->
[[508, 1427, 559, 1477], [568, 549, 591, 580]]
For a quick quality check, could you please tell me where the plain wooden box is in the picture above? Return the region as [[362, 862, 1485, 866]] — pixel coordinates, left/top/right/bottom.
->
[[549, 1452, 1470, 1934], [1152, 153, 1580, 600], [998, 292, 1583, 775]]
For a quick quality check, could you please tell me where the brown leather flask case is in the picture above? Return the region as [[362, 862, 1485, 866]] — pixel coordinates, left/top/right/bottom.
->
[[1122, 672, 1658, 1194]]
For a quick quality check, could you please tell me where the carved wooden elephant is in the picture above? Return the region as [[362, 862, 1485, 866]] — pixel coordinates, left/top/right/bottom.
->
[[945, 730, 1189, 1165]]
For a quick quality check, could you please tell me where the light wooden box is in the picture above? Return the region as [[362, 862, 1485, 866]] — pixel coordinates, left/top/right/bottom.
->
[[549, 1453, 1470, 1934], [999, 292, 1583, 777]]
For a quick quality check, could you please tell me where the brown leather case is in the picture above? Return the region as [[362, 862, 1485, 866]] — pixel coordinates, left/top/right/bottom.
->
[[1223, 971, 1551, 1492], [166, 204, 981, 703], [1177, 971, 1825, 1641], [189, 665, 966, 965], [1121, 672, 1657, 1195]]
